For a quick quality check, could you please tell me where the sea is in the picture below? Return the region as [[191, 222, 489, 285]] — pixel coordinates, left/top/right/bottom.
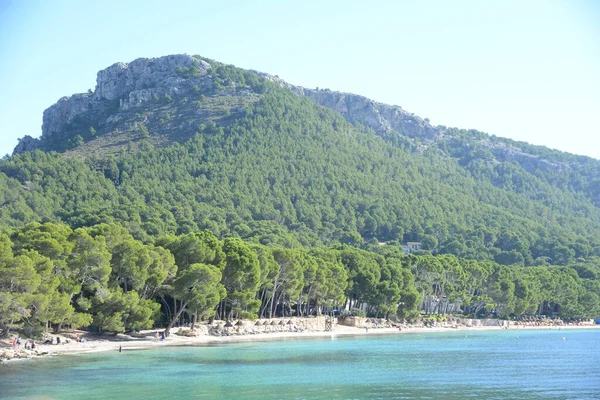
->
[[1, 329, 598, 399]]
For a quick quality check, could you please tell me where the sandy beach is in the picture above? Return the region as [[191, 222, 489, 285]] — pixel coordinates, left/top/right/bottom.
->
[[2, 320, 598, 363]]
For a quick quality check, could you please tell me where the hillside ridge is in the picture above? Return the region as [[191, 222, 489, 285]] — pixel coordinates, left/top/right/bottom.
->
[[13, 53, 582, 180]]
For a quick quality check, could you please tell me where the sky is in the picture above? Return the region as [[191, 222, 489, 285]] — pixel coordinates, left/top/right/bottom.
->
[[0, 0, 599, 158]]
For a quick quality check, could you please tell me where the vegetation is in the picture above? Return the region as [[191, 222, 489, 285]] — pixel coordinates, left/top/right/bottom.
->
[[3, 90, 600, 266], [2, 222, 598, 338], [2, 56, 600, 337]]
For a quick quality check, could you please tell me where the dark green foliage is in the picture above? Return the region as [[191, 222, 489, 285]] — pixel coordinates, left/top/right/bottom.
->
[[212, 64, 270, 93], [3, 88, 600, 266], [1, 222, 599, 338], [136, 124, 150, 138], [174, 61, 202, 79]]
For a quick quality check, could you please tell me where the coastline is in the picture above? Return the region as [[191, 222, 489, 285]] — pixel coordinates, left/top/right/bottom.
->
[[2, 322, 598, 363]]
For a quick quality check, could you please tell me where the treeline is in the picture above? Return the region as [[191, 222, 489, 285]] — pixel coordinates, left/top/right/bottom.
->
[[3, 91, 600, 266], [2, 222, 599, 338]]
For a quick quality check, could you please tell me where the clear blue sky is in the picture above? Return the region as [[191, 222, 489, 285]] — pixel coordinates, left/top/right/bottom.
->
[[1, 0, 599, 158]]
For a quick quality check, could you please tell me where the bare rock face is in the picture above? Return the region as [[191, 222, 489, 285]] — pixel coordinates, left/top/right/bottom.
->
[[42, 93, 93, 139], [489, 145, 568, 174], [301, 88, 436, 140], [94, 54, 210, 102], [257, 72, 436, 140], [39, 54, 211, 141]]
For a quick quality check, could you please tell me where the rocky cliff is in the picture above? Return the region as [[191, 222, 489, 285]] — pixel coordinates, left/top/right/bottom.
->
[[255, 71, 437, 140], [40, 54, 212, 141]]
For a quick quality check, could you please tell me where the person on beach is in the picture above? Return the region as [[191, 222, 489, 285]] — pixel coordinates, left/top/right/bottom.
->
[[119, 345, 122, 353]]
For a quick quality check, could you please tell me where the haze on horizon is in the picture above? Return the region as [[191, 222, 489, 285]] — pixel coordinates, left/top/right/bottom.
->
[[0, 0, 598, 159]]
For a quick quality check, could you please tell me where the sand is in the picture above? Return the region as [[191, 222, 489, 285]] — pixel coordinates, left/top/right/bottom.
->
[[2, 322, 597, 363]]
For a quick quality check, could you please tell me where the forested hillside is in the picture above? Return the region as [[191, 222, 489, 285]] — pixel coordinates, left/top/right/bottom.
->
[[3, 87, 600, 266], [2, 54, 600, 335]]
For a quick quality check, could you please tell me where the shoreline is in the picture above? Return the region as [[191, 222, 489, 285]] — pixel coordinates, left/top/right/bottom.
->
[[2, 323, 598, 363]]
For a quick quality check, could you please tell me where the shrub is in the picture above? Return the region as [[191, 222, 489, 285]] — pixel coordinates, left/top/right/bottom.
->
[[350, 308, 366, 317]]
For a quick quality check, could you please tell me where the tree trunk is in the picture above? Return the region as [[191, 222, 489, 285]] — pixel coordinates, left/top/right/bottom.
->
[[173, 298, 178, 327], [269, 278, 279, 319], [0, 323, 9, 338], [165, 301, 188, 337], [258, 289, 267, 318], [160, 295, 172, 322], [274, 292, 285, 318]]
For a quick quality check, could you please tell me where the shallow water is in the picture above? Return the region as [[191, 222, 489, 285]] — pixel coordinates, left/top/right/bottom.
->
[[1, 329, 599, 399]]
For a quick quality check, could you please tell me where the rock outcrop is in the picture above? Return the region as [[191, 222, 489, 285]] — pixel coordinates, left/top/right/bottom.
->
[[298, 89, 436, 140], [37, 54, 212, 144], [257, 72, 437, 141], [488, 144, 568, 174], [12, 135, 40, 154], [42, 93, 93, 140], [93, 54, 211, 102]]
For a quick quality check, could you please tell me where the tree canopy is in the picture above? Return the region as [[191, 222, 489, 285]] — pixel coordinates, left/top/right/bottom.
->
[[1, 222, 599, 338]]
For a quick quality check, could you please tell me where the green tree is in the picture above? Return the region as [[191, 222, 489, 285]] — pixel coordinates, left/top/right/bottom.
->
[[166, 263, 224, 335], [220, 238, 261, 319], [0, 255, 41, 337]]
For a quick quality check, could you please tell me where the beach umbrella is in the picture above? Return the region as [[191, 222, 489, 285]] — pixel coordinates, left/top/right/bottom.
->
[[254, 320, 263, 326], [270, 320, 278, 325], [224, 321, 233, 328], [277, 320, 285, 332], [235, 320, 244, 327], [287, 320, 294, 325]]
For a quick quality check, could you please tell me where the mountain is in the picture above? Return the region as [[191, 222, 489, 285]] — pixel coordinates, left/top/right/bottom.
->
[[4, 54, 600, 266]]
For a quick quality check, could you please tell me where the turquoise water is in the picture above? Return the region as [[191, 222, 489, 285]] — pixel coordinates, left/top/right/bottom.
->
[[1, 329, 599, 399]]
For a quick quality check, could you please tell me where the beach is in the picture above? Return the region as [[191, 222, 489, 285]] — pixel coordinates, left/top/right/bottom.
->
[[2, 318, 598, 363]]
